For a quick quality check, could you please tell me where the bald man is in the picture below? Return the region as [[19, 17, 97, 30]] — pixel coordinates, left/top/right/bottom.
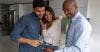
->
[[55, 0, 92, 52]]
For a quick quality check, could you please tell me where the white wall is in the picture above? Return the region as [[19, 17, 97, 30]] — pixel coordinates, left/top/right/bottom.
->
[[49, 0, 65, 17], [76, 0, 88, 17], [87, 0, 100, 52], [20, 4, 32, 17]]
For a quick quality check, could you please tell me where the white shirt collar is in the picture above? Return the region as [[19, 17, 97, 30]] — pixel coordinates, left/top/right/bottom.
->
[[71, 12, 80, 21]]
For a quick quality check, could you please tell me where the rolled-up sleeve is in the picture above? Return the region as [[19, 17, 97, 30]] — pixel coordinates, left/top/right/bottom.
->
[[10, 17, 26, 42]]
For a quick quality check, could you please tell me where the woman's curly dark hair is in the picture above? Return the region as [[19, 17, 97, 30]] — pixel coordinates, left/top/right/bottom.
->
[[41, 6, 56, 29]]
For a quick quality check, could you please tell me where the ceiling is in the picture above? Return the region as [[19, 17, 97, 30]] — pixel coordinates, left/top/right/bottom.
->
[[0, 0, 33, 4]]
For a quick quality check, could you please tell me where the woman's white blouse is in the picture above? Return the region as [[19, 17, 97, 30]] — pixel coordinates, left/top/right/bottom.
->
[[42, 19, 62, 46]]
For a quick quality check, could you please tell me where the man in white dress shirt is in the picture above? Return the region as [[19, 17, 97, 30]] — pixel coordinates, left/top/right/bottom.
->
[[55, 0, 92, 52]]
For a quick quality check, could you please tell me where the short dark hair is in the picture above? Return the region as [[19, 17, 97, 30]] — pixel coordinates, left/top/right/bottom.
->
[[32, 0, 46, 8]]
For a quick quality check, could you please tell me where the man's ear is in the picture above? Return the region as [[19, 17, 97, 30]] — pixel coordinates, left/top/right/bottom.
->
[[75, 5, 78, 9]]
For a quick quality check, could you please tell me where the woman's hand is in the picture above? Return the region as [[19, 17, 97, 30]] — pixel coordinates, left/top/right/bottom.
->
[[58, 16, 63, 20], [42, 24, 46, 30], [40, 19, 47, 30]]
